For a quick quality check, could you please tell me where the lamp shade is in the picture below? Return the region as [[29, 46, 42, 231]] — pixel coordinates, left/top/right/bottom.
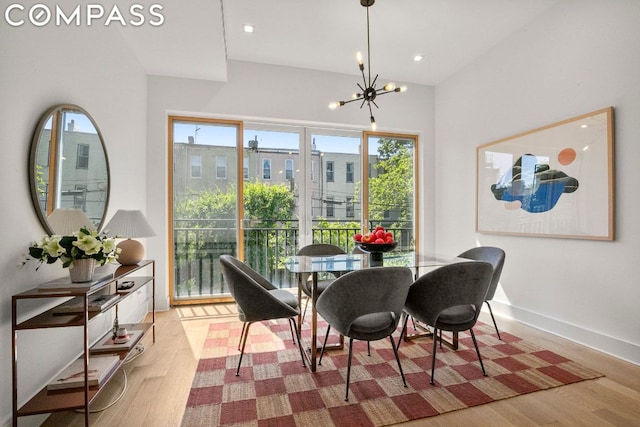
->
[[103, 209, 156, 238], [103, 210, 156, 265], [47, 208, 96, 235]]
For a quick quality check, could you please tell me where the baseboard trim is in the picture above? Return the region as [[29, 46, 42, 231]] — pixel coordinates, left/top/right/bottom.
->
[[488, 300, 640, 366]]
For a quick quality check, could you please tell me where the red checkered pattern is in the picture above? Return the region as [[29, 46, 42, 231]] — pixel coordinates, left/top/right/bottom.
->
[[182, 320, 601, 426]]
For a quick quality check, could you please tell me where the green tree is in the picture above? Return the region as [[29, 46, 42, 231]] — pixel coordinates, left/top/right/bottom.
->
[[368, 138, 413, 226], [174, 180, 295, 227], [313, 218, 361, 251], [243, 180, 296, 227]]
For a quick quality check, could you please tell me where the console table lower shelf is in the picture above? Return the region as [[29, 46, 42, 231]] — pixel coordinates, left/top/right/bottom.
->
[[17, 322, 152, 417]]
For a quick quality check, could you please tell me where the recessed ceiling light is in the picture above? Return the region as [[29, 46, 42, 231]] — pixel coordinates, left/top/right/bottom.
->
[[413, 55, 423, 62], [243, 24, 254, 33]]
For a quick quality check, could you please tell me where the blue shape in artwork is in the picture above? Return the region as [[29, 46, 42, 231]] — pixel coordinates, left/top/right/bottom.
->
[[501, 181, 566, 213], [490, 154, 579, 213]]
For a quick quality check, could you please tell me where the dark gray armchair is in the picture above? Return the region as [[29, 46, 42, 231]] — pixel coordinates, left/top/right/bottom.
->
[[316, 266, 414, 401], [402, 261, 494, 385], [219, 255, 306, 375], [457, 246, 506, 339]]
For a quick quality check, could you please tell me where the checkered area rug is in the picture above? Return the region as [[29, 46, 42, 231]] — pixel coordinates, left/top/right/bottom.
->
[[181, 319, 602, 427]]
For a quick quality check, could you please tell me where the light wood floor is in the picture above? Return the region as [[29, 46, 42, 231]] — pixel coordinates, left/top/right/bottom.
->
[[43, 304, 640, 427]]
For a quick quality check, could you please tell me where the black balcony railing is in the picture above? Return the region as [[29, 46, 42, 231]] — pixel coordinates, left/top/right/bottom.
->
[[173, 219, 413, 300]]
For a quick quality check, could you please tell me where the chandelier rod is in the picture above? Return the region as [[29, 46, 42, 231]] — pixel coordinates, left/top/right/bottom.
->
[[366, 4, 372, 86]]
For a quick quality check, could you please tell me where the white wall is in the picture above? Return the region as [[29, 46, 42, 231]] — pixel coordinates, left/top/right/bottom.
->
[[435, 0, 640, 364], [0, 18, 148, 427], [146, 60, 436, 310]]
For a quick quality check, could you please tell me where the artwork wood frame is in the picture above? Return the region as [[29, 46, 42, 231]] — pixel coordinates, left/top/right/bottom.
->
[[476, 107, 614, 240]]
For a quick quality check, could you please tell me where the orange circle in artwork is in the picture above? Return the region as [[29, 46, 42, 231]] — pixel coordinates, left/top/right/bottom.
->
[[558, 148, 576, 165]]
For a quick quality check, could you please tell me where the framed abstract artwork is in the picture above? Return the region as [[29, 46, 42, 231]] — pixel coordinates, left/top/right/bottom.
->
[[476, 107, 614, 240]]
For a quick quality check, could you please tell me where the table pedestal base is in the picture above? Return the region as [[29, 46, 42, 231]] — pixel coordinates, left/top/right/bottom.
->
[[403, 320, 459, 350]]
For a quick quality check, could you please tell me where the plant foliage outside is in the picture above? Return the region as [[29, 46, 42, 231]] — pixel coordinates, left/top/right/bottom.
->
[[24, 227, 119, 269], [369, 138, 414, 227]]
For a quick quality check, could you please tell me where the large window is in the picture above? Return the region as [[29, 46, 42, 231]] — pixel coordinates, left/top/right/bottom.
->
[[365, 132, 417, 250], [169, 116, 418, 304], [170, 117, 240, 305]]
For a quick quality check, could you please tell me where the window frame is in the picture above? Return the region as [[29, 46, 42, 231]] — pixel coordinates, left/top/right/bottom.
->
[[190, 154, 202, 178], [262, 158, 272, 180], [326, 161, 334, 182], [216, 156, 227, 179], [76, 144, 89, 169]]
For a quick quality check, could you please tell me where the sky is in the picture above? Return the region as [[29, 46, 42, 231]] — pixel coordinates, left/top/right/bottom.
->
[[172, 122, 372, 154]]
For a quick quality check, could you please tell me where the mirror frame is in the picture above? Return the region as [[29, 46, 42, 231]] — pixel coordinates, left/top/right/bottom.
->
[[28, 104, 111, 235]]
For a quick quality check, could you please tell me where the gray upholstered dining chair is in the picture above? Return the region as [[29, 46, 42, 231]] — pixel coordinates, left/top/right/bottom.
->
[[457, 246, 506, 340], [296, 243, 346, 318], [219, 255, 306, 375], [316, 266, 414, 401], [402, 261, 494, 385]]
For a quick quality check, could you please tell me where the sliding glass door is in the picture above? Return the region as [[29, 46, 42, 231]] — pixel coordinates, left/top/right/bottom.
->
[[306, 130, 363, 249], [365, 132, 417, 250], [169, 116, 418, 305], [169, 117, 242, 304], [241, 124, 302, 288]]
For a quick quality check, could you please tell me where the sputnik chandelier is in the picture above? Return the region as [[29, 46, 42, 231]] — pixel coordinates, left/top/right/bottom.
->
[[329, 0, 407, 130]]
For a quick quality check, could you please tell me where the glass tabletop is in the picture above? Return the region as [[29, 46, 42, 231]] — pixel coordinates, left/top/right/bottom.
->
[[284, 251, 469, 274]]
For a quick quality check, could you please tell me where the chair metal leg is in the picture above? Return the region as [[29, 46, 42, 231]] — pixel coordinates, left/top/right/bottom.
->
[[430, 327, 438, 385], [469, 328, 487, 376], [389, 335, 407, 387], [367, 342, 371, 356], [236, 322, 253, 376], [318, 324, 331, 365], [290, 317, 306, 367], [238, 323, 247, 351], [288, 318, 297, 344], [301, 295, 309, 323], [485, 301, 502, 340], [345, 338, 354, 401], [399, 312, 411, 344]]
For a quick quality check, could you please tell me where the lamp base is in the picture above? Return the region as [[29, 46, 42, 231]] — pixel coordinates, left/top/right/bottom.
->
[[117, 239, 144, 265]]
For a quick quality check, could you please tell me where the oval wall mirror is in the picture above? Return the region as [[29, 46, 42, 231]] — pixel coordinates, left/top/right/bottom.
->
[[28, 104, 110, 235]]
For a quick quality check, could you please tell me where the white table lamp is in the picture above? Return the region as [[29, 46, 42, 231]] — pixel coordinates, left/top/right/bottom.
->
[[103, 210, 156, 265], [47, 208, 96, 235]]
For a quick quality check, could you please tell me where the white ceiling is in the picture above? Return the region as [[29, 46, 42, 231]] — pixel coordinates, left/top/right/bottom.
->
[[120, 0, 561, 86]]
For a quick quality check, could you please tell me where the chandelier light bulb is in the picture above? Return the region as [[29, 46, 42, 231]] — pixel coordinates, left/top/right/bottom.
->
[[328, 0, 406, 129]]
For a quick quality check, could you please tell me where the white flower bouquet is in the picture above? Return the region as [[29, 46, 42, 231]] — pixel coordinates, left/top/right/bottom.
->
[[25, 227, 119, 269]]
